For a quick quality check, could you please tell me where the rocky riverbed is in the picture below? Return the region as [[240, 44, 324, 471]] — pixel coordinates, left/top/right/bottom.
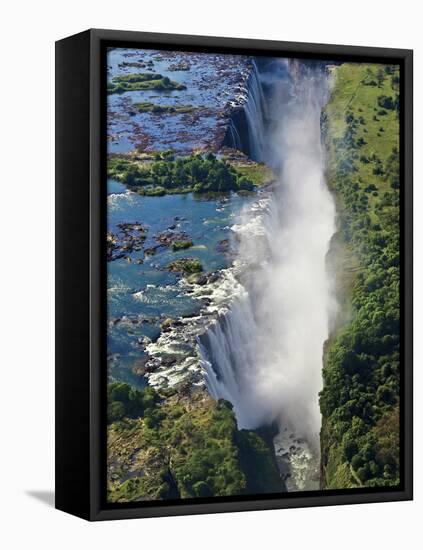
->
[[107, 48, 253, 155]]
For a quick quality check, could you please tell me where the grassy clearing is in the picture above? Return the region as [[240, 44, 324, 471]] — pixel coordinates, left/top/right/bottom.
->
[[228, 161, 276, 187], [325, 63, 399, 215]]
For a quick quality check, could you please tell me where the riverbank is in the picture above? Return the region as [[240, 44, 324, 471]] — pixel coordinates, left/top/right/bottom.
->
[[320, 63, 400, 488]]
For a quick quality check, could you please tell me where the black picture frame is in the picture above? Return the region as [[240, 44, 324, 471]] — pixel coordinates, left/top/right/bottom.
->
[[55, 28, 413, 521]]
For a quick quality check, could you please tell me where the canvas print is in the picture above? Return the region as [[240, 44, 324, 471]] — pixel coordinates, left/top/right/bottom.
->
[[106, 47, 400, 503]]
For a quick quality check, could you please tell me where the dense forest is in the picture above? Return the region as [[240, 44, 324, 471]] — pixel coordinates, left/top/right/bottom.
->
[[320, 63, 400, 488], [107, 382, 282, 501]]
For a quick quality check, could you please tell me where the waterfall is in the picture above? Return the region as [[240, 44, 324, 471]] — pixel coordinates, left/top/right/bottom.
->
[[244, 59, 267, 161], [224, 59, 267, 161], [199, 289, 261, 428], [200, 59, 337, 490], [226, 118, 243, 152]]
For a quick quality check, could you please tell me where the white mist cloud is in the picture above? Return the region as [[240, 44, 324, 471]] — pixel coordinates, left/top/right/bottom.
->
[[201, 60, 337, 450]]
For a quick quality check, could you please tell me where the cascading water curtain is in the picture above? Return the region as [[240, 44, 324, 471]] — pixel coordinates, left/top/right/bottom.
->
[[199, 59, 337, 490]]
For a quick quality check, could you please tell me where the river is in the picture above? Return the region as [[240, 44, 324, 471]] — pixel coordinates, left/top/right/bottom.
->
[[107, 53, 337, 492], [198, 59, 337, 490]]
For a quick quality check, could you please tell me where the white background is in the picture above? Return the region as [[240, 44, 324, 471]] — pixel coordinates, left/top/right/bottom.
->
[[0, 0, 420, 548]]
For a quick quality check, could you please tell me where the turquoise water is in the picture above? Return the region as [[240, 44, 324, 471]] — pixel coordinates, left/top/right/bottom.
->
[[107, 179, 252, 386], [106, 47, 253, 387]]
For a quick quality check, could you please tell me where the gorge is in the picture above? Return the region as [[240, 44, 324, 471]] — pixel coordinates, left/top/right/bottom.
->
[[200, 58, 337, 490], [106, 48, 401, 501]]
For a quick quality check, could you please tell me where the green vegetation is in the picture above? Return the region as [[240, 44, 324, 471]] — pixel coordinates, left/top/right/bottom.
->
[[107, 386, 281, 502], [228, 161, 275, 187], [107, 73, 186, 94], [167, 257, 203, 274], [133, 102, 197, 114], [108, 152, 256, 195], [236, 430, 283, 494], [171, 240, 193, 251], [320, 63, 400, 489], [107, 382, 161, 424]]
